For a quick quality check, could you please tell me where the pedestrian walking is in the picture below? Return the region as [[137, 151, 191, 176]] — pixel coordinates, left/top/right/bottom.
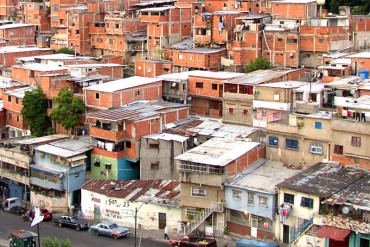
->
[[164, 225, 170, 240]]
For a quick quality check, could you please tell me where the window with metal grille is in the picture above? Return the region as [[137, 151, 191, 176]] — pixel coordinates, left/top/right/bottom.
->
[[285, 138, 299, 150], [334, 145, 343, 154], [268, 136, 278, 147], [300, 197, 313, 208], [284, 193, 294, 204], [309, 142, 323, 154], [351, 136, 361, 147]]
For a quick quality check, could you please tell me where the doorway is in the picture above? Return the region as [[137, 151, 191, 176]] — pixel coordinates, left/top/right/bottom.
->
[[158, 212, 166, 229], [283, 224, 290, 243]]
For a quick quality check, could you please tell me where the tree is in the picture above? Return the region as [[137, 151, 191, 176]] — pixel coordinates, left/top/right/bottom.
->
[[244, 57, 272, 73], [50, 86, 85, 133], [55, 47, 75, 55], [20, 87, 48, 137], [326, 0, 370, 15]]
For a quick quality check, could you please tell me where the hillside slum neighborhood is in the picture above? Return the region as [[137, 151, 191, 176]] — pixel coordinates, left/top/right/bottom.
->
[[0, 0, 369, 246]]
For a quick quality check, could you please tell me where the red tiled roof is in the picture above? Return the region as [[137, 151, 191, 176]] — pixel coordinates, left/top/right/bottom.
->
[[317, 226, 351, 241]]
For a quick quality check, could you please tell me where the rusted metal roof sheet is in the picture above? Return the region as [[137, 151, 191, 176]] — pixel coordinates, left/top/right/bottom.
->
[[277, 162, 366, 198], [81, 179, 180, 208]]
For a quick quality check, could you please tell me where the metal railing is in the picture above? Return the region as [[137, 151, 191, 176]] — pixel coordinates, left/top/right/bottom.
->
[[290, 216, 314, 243]]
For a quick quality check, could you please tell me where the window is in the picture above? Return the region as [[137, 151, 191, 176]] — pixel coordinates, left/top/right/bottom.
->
[[285, 138, 299, 150], [228, 108, 234, 114], [243, 109, 249, 115], [75, 172, 80, 178], [274, 91, 280, 101], [351, 136, 361, 147], [151, 162, 159, 170], [259, 196, 268, 206], [315, 122, 322, 129], [15, 98, 18, 104], [212, 84, 217, 90], [136, 90, 140, 96], [191, 188, 207, 198], [189, 55, 193, 60], [195, 82, 203, 88], [300, 197, 313, 208], [126, 141, 131, 148], [95, 93, 100, 99], [16, 115, 20, 122], [115, 23, 120, 29], [8, 96, 11, 102], [232, 189, 241, 200], [284, 193, 294, 204], [178, 54, 183, 60], [8, 113, 12, 120], [248, 192, 254, 205], [10, 30, 15, 35], [310, 142, 323, 154], [278, 38, 283, 42], [94, 160, 100, 167], [319, 38, 324, 43], [105, 163, 112, 170], [334, 145, 343, 154], [75, 30, 79, 35], [27, 28, 32, 34], [96, 38, 102, 43], [198, 55, 202, 60], [108, 39, 114, 44], [268, 136, 279, 147]]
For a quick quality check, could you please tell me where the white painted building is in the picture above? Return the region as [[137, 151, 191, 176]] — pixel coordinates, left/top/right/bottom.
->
[[81, 179, 182, 231]]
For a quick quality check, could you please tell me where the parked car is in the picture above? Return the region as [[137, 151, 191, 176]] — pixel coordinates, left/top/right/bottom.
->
[[52, 216, 89, 231], [9, 205, 27, 215], [169, 233, 217, 247], [24, 208, 53, 221], [89, 221, 129, 240], [0, 198, 21, 211]]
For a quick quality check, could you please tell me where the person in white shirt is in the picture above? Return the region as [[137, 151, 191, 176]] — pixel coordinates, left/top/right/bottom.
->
[[164, 225, 169, 240]]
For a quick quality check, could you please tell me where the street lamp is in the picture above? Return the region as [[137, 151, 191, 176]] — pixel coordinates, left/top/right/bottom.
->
[[134, 195, 154, 247]]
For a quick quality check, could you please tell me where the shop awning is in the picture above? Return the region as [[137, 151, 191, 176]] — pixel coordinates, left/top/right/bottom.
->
[[317, 226, 351, 241]]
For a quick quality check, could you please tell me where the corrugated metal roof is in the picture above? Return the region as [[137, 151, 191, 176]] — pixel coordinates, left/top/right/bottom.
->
[[277, 162, 366, 197], [175, 138, 260, 167], [34, 139, 93, 157], [226, 160, 302, 194], [86, 101, 189, 122], [144, 133, 189, 142], [81, 179, 180, 208]]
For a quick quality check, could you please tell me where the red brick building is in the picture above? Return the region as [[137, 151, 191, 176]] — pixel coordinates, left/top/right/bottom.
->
[[3, 86, 37, 138], [83, 76, 162, 110], [86, 101, 190, 180], [172, 48, 227, 72], [0, 24, 36, 46], [187, 71, 244, 118], [135, 60, 172, 77]]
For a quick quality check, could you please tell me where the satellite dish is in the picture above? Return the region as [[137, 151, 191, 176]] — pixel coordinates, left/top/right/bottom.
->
[[171, 82, 176, 87], [58, 173, 64, 178], [187, 96, 192, 101], [342, 206, 349, 214], [350, 90, 355, 95]]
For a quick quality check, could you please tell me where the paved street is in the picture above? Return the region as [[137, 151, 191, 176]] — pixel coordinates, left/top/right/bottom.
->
[[0, 210, 167, 247]]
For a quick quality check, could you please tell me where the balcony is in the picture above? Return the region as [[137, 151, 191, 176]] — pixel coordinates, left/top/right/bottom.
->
[[0, 167, 30, 185], [30, 176, 64, 191], [195, 35, 211, 44], [179, 165, 227, 187], [90, 126, 125, 141], [332, 118, 370, 134]]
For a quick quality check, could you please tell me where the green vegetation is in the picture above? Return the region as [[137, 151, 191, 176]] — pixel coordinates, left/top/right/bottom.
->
[[21, 87, 48, 137], [326, 0, 370, 15], [244, 57, 272, 73], [55, 47, 75, 55], [43, 237, 72, 247], [50, 86, 85, 133]]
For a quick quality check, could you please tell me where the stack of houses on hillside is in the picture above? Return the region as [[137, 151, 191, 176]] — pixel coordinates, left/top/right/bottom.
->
[[0, 0, 368, 246]]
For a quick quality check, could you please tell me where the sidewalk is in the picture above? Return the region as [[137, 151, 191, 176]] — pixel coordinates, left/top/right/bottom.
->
[[133, 227, 237, 247]]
